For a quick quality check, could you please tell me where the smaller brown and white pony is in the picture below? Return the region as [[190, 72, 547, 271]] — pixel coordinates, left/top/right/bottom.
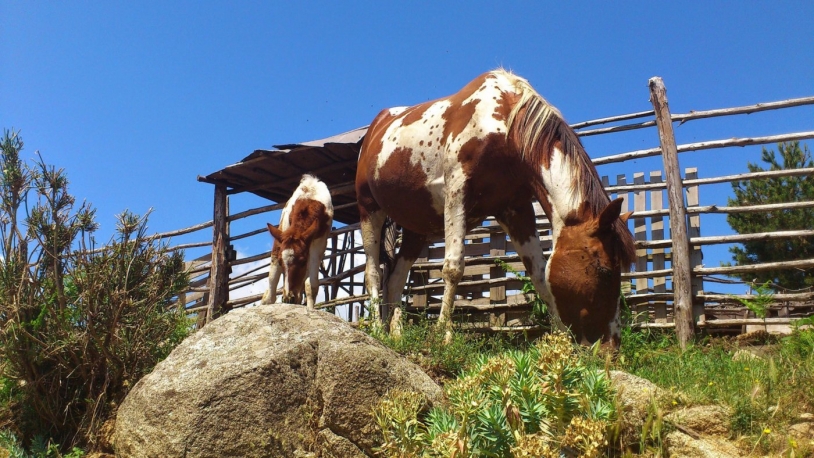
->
[[356, 69, 636, 347], [260, 174, 333, 308]]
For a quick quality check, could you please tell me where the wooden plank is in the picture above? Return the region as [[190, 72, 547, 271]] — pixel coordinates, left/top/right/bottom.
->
[[489, 224, 507, 327], [633, 172, 649, 323], [686, 168, 705, 324], [650, 77, 695, 347], [650, 171, 667, 323], [409, 245, 429, 308]]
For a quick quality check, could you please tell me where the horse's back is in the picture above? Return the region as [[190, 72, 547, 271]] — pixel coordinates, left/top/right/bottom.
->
[[356, 70, 535, 234]]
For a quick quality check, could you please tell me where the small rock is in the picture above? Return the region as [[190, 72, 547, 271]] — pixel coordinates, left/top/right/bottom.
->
[[665, 405, 732, 437], [665, 430, 743, 457], [789, 422, 814, 440]]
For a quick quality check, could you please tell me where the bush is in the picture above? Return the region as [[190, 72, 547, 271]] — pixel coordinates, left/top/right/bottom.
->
[[373, 332, 616, 457], [0, 130, 190, 451]]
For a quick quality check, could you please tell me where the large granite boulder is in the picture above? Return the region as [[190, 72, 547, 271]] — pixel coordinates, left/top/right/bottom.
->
[[114, 304, 443, 457]]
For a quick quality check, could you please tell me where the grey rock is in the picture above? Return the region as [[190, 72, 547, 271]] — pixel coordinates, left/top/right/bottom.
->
[[114, 304, 443, 457]]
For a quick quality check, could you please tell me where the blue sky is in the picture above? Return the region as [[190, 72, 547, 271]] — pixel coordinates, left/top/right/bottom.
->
[[2, 2, 813, 295]]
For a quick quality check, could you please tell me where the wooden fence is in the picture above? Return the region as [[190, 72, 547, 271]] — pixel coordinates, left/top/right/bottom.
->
[[158, 77, 814, 342]]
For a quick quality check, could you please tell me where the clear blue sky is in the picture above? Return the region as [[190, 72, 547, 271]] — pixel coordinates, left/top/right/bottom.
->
[[2, 2, 813, 293]]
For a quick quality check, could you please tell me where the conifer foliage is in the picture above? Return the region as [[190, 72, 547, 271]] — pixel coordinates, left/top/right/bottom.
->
[[727, 141, 814, 290]]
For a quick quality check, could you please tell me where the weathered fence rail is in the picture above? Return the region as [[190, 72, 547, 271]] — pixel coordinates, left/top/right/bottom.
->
[[159, 78, 814, 342]]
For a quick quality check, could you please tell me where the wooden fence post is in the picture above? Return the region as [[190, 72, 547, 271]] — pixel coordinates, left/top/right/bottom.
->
[[649, 77, 695, 348], [207, 184, 230, 323]]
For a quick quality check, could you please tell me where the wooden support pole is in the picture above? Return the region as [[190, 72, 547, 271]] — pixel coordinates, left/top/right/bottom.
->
[[649, 77, 695, 348], [207, 184, 230, 323]]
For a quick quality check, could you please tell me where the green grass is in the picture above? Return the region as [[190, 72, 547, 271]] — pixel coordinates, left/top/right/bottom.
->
[[614, 326, 814, 455]]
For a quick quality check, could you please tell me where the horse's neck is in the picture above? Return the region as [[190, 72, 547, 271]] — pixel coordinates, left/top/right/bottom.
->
[[534, 144, 586, 240]]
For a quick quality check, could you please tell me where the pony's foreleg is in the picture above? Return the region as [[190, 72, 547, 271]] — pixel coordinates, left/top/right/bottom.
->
[[261, 250, 282, 305], [438, 201, 466, 341], [305, 234, 329, 309], [497, 205, 563, 330], [384, 229, 427, 336], [360, 210, 387, 324]]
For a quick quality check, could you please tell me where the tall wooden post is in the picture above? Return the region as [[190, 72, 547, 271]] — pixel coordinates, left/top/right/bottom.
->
[[649, 77, 695, 348], [207, 184, 230, 323]]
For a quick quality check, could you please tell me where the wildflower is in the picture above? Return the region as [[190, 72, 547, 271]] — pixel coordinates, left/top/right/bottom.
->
[[744, 367, 750, 371], [708, 381, 715, 386], [672, 400, 678, 406], [763, 428, 771, 434]]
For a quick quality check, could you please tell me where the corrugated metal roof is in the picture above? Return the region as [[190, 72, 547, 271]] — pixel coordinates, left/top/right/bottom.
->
[[199, 126, 369, 225]]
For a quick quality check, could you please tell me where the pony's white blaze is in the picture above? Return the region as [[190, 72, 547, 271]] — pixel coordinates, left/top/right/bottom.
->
[[261, 174, 333, 309]]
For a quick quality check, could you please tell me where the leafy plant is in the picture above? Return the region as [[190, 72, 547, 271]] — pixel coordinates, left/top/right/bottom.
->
[[732, 280, 774, 320], [373, 332, 616, 457]]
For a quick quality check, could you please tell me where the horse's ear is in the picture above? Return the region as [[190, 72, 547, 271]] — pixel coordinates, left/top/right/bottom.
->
[[598, 198, 624, 231], [619, 211, 633, 224], [300, 217, 322, 241], [267, 223, 284, 243]]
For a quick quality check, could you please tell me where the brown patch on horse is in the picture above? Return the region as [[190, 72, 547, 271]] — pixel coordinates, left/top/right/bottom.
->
[[454, 133, 538, 231], [371, 146, 443, 234]]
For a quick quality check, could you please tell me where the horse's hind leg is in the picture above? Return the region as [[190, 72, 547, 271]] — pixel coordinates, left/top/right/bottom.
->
[[384, 228, 427, 335], [496, 203, 562, 329], [360, 209, 387, 324]]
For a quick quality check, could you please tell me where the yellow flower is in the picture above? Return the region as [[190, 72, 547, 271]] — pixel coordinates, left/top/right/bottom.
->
[[708, 381, 714, 386], [671, 400, 678, 406], [763, 428, 771, 434], [744, 367, 750, 371]]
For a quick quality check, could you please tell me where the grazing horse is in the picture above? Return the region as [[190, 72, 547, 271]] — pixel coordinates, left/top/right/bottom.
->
[[261, 174, 333, 308], [355, 69, 636, 347]]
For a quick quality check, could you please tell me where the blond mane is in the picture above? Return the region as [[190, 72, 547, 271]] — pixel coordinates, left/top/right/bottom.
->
[[498, 69, 636, 266]]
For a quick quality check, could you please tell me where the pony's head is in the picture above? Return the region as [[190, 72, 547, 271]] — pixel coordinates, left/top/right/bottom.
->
[[546, 197, 635, 349], [267, 220, 320, 304]]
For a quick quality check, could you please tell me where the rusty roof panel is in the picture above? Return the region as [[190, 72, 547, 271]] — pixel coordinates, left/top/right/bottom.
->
[[201, 126, 369, 225]]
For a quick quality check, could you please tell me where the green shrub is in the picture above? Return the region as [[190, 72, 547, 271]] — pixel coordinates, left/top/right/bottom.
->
[[374, 332, 615, 457], [0, 130, 190, 451]]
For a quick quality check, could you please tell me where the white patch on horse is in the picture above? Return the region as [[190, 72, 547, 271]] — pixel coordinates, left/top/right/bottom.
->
[[608, 297, 622, 341], [538, 144, 580, 238], [375, 100, 452, 216], [281, 248, 295, 267], [388, 106, 409, 116]]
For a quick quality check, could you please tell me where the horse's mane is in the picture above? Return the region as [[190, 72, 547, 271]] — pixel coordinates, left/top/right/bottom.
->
[[500, 69, 636, 267]]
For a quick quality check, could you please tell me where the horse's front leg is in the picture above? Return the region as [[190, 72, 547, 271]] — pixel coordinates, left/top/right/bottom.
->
[[438, 195, 466, 341], [261, 247, 282, 305], [305, 234, 329, 309], [496, 203, 563, 330]]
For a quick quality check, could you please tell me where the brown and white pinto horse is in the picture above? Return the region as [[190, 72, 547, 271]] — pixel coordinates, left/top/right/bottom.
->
[[355, 69, 636, 347], [261, 174, 333, 308]]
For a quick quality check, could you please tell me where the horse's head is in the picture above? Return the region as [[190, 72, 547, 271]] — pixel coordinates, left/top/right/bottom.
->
[[267, 221, 319, 304], [546, 197, 634, 349]]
